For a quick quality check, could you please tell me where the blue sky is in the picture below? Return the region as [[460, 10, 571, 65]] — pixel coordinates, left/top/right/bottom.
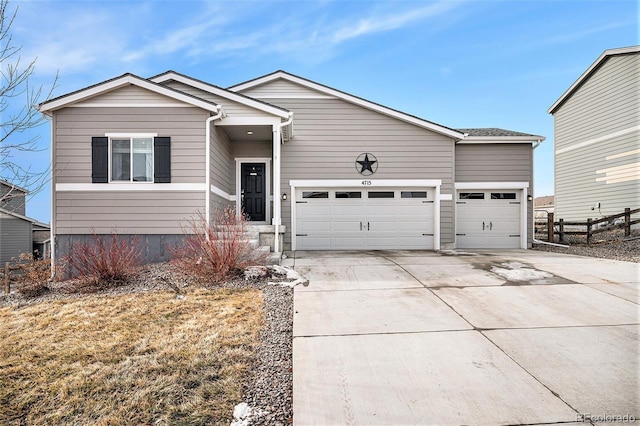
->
[[5, 0, 638, 223]]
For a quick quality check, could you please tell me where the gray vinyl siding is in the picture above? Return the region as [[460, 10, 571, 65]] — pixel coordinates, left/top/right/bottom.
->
[[256, 97, 456, 249], [75, 85, 187, 107], [55, 106, 207, 184], [0, 213, 32, 263], [455, 143, 534, 245], [455, 144, 533, 183], [53, 105, 209, 235], [210, 127, 233, 219], [210, 127, 232, 193], [0, 185, 26, 215], [553, 52, 640, 220], [162, 81, 274, 118], [239, 79, 335, 99], [56, 191, 205, 234]]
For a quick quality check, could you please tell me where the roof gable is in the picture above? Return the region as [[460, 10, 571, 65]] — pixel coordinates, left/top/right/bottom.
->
[[38, 73, 221, 114], [229, 70, 465, 139], [548, 45, 640, 114], [149, 71, 291, 119]]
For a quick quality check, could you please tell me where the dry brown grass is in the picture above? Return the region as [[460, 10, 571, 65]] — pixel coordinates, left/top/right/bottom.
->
[[0, 288, 264, 425]]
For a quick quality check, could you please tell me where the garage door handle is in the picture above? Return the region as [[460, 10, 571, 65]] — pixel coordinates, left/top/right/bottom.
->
[[367, 222, 370, 231], [360, 221, 363, 231], [490, 222, 493, 230], [482, 221, 485, 230]]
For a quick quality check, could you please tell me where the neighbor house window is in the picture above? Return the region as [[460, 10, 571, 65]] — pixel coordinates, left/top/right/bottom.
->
[[111, 137, 153, 182]]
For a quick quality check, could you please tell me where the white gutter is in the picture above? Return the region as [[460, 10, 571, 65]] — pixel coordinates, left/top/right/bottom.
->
[[205, 107, 226, 226], [273, 112, 294, 255], [530, 138, 569, 247]]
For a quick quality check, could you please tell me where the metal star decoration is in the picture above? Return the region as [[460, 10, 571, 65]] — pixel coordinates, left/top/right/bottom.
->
[[356, 153, 378, 175]]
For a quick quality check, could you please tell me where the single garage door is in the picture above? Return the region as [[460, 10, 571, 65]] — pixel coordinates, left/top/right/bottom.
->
[[295, 188, 434, 250], [456, 190, 522, 249]]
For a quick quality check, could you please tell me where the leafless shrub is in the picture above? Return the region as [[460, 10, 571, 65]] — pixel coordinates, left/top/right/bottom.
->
[[170, 207, 268, 283], [14, 252, 50, 297], [64, 231, 142, 290]]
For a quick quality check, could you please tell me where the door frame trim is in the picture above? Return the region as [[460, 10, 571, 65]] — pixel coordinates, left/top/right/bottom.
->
[[290, 179, 442, 251], [454, 182, 529, 249], [236, 158, 271, 224]]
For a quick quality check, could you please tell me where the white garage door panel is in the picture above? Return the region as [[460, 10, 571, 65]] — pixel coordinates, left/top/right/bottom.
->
[[296, 187, 434, 250], [456, 191, 522, 249]]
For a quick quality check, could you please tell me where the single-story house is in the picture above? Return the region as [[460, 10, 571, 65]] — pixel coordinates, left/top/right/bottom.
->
[[0, 180, 51, 263], [38, 70, 544, 262], [548, 45, 639, 221]]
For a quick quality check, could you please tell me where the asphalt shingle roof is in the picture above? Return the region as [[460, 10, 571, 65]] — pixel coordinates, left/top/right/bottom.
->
[[457, 128, 542, 138]]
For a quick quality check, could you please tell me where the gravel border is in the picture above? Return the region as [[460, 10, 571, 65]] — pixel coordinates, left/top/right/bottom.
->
[[533, 229, 640, 263], [0, 263, 294, 425]]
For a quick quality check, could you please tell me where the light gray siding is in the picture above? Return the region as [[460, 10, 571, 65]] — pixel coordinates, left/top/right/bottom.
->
[[56, 191, 205, 234], [210, 127, 233, 219], [553, 52, 640, 220], [75, 85, 187, 107], [455, 144, 533, 183], [210, 127, 232, 193], [455, 143, 534, 245], [162, 81, 275, 118], [258, 97, 456, 249], [0, 213, 32, 263], [53, 105, 209, 236], [239, 79, 336, 99], [55, 106, 207, 184]]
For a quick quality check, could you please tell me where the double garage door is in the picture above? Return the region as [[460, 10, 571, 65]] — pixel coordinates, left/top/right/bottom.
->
[[456, 190, 522, 249], [295, 187, 435, 250]]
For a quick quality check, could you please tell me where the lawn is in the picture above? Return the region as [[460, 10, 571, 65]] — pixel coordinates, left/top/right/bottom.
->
[[0, 288, 264, 425]]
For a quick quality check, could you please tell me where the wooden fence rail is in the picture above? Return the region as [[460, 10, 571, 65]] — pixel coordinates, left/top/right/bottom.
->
[[535, 207, 640, 244], [1, 261, 23, 294]]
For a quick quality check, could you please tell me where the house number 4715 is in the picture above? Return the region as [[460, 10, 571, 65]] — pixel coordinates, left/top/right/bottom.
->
[[361, 180, 372, 185]]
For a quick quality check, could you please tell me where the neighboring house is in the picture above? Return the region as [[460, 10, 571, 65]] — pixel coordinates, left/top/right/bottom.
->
[[0, 180, 51, 263], [548, 45, 639, 221], [533, 195, 554, 222], [38, 70, 544, 262]]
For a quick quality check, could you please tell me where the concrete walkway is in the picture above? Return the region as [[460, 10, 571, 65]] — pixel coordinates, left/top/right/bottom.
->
[[285, 250, 639, 425]]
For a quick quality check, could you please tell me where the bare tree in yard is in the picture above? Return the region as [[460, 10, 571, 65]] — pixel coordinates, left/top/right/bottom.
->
[[0, 0, 57, 209]]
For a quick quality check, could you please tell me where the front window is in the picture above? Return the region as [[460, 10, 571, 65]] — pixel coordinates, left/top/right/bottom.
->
[[111, 137, 153, 182]]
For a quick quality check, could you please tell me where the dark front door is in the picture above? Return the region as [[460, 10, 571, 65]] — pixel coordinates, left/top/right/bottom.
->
[[241, 163, 266, 221]]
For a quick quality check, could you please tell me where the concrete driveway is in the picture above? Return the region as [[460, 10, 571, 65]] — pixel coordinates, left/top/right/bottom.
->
[[285, 250, 639, 425]]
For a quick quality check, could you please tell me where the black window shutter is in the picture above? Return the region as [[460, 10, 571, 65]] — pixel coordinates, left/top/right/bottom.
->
[[91, 137, 108, 183], [154, 137, 171, 183]]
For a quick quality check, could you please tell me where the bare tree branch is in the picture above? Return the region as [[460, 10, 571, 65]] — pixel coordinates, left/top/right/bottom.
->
[[0, 0, 58, 208]]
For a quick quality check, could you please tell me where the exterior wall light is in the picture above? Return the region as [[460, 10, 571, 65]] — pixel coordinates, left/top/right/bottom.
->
[[282, 193, 288, 201]]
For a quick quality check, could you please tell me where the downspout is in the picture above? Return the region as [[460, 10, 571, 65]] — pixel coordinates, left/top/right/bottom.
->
[[530, 139, 569, 247], [273, 112, 294, 255], [205, 107, 226, 227], [48, 114, 56, 281]]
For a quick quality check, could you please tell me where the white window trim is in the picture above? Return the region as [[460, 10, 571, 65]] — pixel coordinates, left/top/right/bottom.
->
[[235, 158, 271, 224], [56, 183, 206, 191], [289, 179, 442, 251], [454, 182, 529, 249], [107, 133, 157, 184]]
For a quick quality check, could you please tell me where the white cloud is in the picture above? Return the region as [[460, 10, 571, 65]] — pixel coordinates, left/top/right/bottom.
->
[[331, 2, 459, 43]]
